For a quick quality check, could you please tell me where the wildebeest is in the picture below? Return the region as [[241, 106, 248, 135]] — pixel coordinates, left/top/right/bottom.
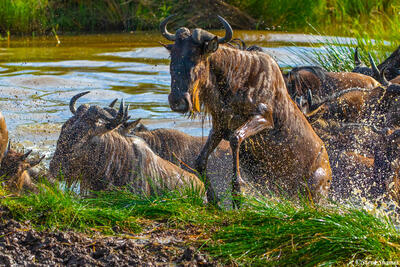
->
[[377, 45, 400, 81], [160, 15, 332, 206], [284, 65, 380, 100], [352, 46, 400, 81], [304, 80, 400, 128], [0, 112, 44, 192], [0, 143, 44, 192], [49, 92, 204, 195], [111, 119, 235, 201]]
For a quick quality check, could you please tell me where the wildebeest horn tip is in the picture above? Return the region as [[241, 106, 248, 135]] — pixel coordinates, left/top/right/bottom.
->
[[354, 47, 361, 66], [368, 52, 380, 80], [216, 15, 233, 44], [160, 14, 176, 41], [109, 98, 118, 108], [70, 91, 90, 115]]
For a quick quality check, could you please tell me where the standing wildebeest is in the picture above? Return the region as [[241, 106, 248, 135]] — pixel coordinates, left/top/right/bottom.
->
[[0, 112, 44, 192], [160, 15, 332, 206], [49, 92, 204, 195]]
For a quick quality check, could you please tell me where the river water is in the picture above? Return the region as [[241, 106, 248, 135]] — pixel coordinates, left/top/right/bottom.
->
[[0, 31, 351, 161]]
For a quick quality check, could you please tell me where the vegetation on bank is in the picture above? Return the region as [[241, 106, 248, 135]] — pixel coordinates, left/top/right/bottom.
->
[[0, 180, 399, 265], [0, 0, 398, 36]]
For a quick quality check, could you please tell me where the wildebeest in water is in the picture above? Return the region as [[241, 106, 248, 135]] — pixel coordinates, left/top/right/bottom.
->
[[49, 92, 204, 195], [109, 114, 235, 201], [0, 111, 44, 192], [160, 15, 332, 207]]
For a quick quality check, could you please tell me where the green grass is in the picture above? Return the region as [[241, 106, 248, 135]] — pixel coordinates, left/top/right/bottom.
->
[[284, 22, 399, 72], [228, 0, 398, 33], [209, 198, 400, 265], [0, 179, 399, 265], [0, 0, 398, 36]]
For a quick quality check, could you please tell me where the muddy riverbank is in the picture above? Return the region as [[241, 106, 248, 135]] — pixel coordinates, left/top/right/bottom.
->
[[0, 217, 216, 266]]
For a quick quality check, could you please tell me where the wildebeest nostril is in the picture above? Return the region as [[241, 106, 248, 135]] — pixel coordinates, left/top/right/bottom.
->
[[168, 93, 190, 113]]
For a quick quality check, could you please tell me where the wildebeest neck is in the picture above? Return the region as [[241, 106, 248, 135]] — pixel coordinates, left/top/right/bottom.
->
[[202, 46, 303, 132]]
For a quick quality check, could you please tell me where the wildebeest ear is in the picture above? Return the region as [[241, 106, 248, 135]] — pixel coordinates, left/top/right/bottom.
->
[[159, 42, 173, 52], [203, 36, 219, 54]]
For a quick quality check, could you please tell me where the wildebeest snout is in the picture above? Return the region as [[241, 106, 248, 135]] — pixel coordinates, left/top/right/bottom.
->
[[168, 92, 192, 113]]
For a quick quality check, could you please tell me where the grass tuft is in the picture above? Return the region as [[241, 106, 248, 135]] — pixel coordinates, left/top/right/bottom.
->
[[208, 197, 400, 265]]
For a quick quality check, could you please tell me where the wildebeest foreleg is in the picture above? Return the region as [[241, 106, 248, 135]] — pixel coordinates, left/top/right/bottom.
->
[[195, 127, 222, 204], [229, 114, 273, 208]]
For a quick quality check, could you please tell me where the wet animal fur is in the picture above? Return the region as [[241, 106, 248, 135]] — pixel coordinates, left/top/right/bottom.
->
[[0, 112, 43, 193], [167, 41, 332, 202], [0, 112, 8, 163], [0, 149, 37, 192], [50, 103, 204, 195], [132, 127, 234, 199], [285, 66, 380, 99]]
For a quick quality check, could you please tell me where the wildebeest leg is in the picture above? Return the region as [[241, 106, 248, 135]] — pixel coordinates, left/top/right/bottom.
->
[[195, 127, 222, 205], [230, 114, 273, 208]]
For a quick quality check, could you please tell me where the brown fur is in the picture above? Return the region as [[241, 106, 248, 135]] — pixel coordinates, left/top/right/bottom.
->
[[391, 75, 400, 84], [0, 112, 42, 193], [168, 42, 332, 203], [50, 103, 204, 195], [307, 84, 400, 129], [0, 112, 8, 163], [133, 128, 234, 199], [0, 150, 36, 192], [286, 67, 380, 98]]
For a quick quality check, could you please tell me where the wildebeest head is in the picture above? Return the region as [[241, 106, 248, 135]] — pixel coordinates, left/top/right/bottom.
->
[[0, 142, 44, 192], [160, 15, 233, 113], [49, 91, 130, 182]]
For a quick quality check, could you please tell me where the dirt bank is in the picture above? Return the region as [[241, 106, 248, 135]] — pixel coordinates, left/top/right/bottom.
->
[[0, 218, 217, 266]]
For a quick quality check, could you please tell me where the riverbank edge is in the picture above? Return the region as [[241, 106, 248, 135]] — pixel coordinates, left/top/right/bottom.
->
[[0, 180, 399, 265]]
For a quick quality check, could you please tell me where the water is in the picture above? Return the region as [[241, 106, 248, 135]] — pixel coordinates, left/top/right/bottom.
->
[[0, 31, 333, 161]]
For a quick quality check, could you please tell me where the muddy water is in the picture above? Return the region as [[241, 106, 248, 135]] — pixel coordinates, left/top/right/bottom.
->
[[0, 31, 336, 162]]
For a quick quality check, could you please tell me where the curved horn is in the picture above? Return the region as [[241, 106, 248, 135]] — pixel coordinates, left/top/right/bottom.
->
[[160, 14, 176, 41], [354, 47, 361, 66], [70, 91, 90, 115], [29, 155, 45, 167], [109, 98, 118, 108], [380, 67, 389, 86], [192, 16, 233, 45], [22, 150, 32, 160], [216, 15, 233, 44], [369, 53, 380, 80]]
